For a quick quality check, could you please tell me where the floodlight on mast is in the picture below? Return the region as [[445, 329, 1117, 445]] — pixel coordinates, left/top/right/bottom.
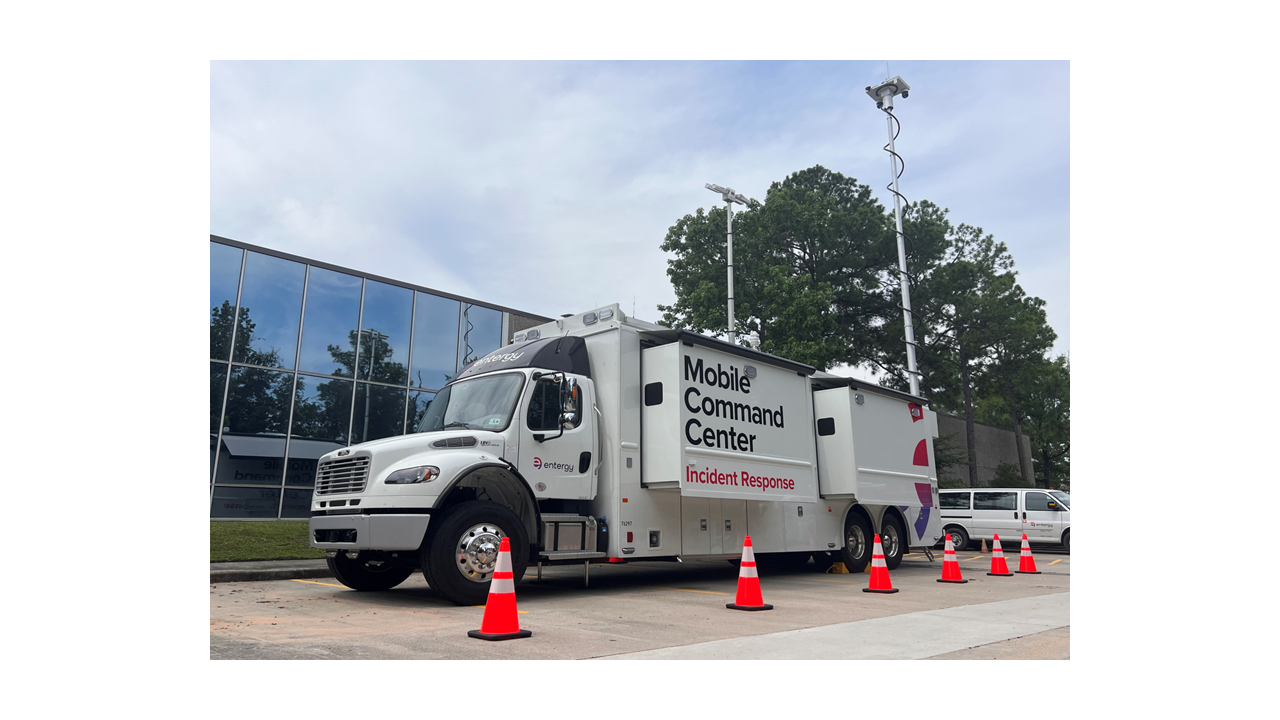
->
[[866, 75, 922, 397], [705, 182, 750, 346]]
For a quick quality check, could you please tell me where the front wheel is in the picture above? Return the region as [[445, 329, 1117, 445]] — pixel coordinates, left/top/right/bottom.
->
[[422, 500, 528, 606], [1062, 529, 1070, 554], [327, 552, 414, 592], [880, 514, 906, 570], [946, 526, 970, 553]]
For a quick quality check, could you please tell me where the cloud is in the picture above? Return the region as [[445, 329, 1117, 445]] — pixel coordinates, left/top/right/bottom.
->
[[212, 60, 1070, 362]]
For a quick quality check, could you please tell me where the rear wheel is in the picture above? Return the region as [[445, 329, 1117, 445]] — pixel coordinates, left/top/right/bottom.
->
[[327, 552, 414, 592], [422, 500, 528, 606], [881, 514, 906, 570], [841, 512, 872, 573], [945, 526, 970, 553]]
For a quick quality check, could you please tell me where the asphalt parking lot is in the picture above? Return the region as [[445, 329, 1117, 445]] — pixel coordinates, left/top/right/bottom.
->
[[210, 548, 1069, 660]]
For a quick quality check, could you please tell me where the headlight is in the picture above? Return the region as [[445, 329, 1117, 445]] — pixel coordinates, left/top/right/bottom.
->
[[384, 465, 440, 484]]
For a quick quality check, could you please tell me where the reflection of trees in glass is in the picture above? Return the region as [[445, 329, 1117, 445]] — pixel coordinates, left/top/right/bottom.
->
[[407, 391, 434, 433], [224, 365, 293, 434], [210, 301, 281, 366], [290, 375, 352, 443], [353, 383, 406, 443], [327, 328, 408, 385], [211, 362, 228, 433]]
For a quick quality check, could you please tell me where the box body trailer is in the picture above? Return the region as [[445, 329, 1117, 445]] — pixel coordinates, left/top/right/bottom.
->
[[309, 304, 942, 605]]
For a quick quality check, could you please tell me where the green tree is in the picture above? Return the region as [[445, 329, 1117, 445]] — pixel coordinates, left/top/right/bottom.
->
[[658, 166, 896, 369], [981, 355, 1070, 488]]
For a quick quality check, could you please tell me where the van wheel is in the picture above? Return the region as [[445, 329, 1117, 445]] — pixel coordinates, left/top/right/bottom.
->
[[1062, 529, 1070, 554], [422, 500, 528, 606], [881, 514, 906, 570], [946, 526, 970, 553], [327, 552, 414, 592], [842, 512, 872, 573]]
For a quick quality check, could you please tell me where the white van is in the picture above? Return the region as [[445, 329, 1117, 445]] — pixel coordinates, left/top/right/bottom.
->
[[938, 488, 1070, 553]]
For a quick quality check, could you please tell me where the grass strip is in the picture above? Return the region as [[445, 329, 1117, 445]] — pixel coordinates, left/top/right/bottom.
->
[[211, 520, 326, 562]]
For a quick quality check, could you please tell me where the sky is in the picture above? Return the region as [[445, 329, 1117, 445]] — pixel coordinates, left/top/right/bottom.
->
[[211, 60, 1070, 375]]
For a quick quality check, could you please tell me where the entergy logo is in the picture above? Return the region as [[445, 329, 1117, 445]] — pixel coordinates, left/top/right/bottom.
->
[[533, 457, 542, 469]]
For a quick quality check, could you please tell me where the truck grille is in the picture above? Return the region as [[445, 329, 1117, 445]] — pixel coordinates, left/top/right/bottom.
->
[[315, 456, 370, 496]]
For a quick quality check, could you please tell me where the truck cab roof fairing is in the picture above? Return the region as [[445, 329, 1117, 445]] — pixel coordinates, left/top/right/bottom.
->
[[453, 336, 591, 382]]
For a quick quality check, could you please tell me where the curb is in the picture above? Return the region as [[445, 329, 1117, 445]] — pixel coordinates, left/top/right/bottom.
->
[[210, 565, 334, 584]]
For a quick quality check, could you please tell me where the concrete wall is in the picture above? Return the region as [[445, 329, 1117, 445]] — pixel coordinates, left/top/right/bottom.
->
[[935, 413, 1034, 487]]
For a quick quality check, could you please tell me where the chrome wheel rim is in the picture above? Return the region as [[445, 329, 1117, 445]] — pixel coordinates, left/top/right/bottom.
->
[[882, 524, 899, 557], [846, 523, 866, 561], [456, 523, 504, 583]]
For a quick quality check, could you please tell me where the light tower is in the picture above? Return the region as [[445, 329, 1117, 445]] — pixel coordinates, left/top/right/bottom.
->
[[705, 182, 750, 346], [866, 75, 921, 397]]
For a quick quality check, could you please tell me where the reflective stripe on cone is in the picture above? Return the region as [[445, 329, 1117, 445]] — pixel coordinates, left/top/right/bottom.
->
[[938, 534, 968, 583]]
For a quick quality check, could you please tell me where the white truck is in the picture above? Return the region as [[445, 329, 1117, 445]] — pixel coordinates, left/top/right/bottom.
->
[[309, 304, 943, 606]]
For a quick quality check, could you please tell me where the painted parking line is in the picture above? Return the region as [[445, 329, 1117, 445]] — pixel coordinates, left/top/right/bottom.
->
[[794, 576, 863, 584], [647, 586, 731, 596], [1048, 558, 1064, 565], [290, 579, 347, 589]]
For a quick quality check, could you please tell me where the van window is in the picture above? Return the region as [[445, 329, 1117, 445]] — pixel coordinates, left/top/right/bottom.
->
[[973, 492, 1017, 511], [1025, 492, 1053, 511], [940, 492, 970, 510]]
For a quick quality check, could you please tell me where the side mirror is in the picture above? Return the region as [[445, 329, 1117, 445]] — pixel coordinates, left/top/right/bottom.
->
[[1047, 501, 1059, 510], [560, 378, 581, 429]]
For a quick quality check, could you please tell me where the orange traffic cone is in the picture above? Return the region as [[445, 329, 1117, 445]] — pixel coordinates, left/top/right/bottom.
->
[[467, 537, 532, 640], [937, 533, 968, 584], [863, 534, 899, 593], [1015, 533, 1041, 574], [727, 535, 773, 611], [986, 533, 1013, 577]]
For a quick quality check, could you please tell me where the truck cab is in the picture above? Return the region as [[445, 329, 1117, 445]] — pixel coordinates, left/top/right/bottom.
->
[[309, 334, 599, 605]]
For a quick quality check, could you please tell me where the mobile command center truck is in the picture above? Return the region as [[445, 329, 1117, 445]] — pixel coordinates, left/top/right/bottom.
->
[[309, 304, 943, 605]]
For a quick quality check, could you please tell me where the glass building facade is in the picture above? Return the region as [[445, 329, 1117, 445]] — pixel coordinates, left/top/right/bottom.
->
[[209, 235, 548, 519]]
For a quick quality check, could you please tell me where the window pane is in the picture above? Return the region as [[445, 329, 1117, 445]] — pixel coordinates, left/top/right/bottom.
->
[[210, 242, 243, 360], [407, 390, 436, 433], [212, 486, 281, 519], [410, 292, 460, 390], [223, 365, 293, 436], [939, 492, 970, 510], [290, 374, 353, 444], [358, 280, 412, 385], [973, 492, 1017, 511], [233, 251, 305, 369], [211, 361, 228, 435], [458, 303, 502, 368], [527, 378, 561, 431], [298, 266, 361, 377], [1025, 492, 1052, 512], [352, 383, 407, 444], [280, 488, 314, 519]]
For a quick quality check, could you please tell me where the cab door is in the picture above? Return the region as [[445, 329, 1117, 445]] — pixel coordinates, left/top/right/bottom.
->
[[1022, 490, 1062, 542], [516, 373, 596, 501]]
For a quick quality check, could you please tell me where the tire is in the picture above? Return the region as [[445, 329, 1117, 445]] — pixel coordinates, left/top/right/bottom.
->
[[1062, 529, 1070, 554], [945, 526, 970, 553], [811, 551, 835, 573], [327, 552, 415, 592], [881, 513, 906, 570], [841, 511, 872, 573], [422, 500, 529, 606]]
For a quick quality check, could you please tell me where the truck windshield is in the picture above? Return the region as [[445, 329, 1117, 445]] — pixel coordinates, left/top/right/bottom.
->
[[1051, 491, 1071, 508], [415, 373, 525, 433]]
